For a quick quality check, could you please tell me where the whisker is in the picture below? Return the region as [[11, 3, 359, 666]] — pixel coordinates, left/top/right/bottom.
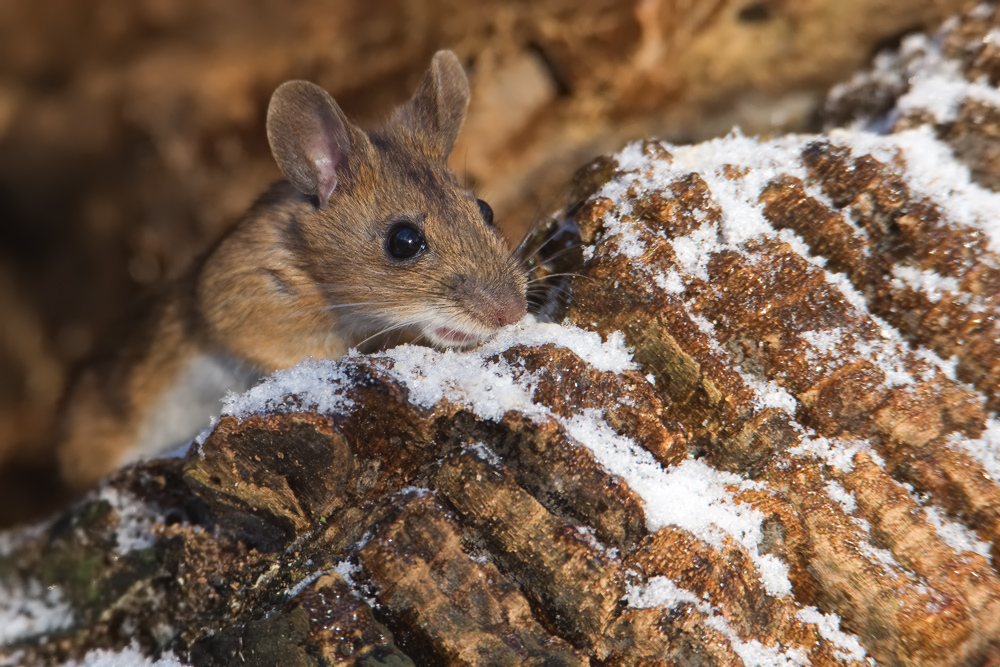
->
[[525, 242, 585, 267], [355, 319, 424, 350], [519, 242, 586, 274], [311, 300, 410, 314], [525, 272, 590, 286]]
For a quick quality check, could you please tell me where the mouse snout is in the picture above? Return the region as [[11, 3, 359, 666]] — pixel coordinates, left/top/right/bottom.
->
[[488, 292, 527, 328], [458, 276, 527, 330]]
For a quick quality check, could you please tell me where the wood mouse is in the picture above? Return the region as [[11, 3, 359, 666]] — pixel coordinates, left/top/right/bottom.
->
[[57, 50, 528, 489]]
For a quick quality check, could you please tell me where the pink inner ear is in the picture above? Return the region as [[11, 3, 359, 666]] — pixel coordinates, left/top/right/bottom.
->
[[312, 154, 338, 209], [306, 133, 343, 209]]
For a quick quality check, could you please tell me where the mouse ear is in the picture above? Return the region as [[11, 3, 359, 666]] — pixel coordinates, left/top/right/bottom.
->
[[266, 81, 351, 209], [393, 50, 470, 160]]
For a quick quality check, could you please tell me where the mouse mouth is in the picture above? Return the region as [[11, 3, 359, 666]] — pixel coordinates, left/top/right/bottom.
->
[[432, 326, 481, 346]]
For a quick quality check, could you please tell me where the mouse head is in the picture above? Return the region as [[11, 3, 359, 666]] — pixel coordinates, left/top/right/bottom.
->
[[266, 50, 527, 349]]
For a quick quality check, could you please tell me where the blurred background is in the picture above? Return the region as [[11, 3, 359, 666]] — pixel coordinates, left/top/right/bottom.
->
[[0, 0, 975, 525]]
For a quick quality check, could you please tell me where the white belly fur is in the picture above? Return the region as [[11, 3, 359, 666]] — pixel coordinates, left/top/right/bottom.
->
[[129, 353, 261, 463]]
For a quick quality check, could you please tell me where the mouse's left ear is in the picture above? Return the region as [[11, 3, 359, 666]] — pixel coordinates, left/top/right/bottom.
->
[[394, 50, 470, 160], [267, 81, 351, 209]]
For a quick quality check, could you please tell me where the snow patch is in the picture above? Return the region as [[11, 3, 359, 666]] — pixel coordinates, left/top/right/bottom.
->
[[95, 487, 162, 555], [824, 480, 857, 514], [948, 418, 1000, 482], [627, 577, 808, 667], [786, 436, 870, 473], [222, 357, 355, 418], [384, 345, 539, 422], [0, 579, 74, 644], [60, 644, 190, 667], [796, 606, 868, 663], [564, 410, 791, 598], [923, 505, 992, 559], [478, 317, 637, 373]]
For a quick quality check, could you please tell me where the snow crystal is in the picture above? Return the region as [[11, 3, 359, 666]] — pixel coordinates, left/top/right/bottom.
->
[[704, 615, 809, 667], [687, 313, 724, 352], [891, 264, 966, 303], [478, 317, 637, 373], [653, 269, 685, 293], [60, 644, 190, 667], [858, 538, 902, 572], [95, 487, 162, 555], [786, 436, 869, 473], [465, 441, 503, 468], [0, 579, 74, 644], [948, 418, 1000, 481], [222, 357, 355, 418], [823, 480, 857, 514], [800, 328, 845, 359], [893, 32, 1000, 124], [625, 574, 700, 609], [563, 410, 791, 597], [923, 505, 992, 559], [284, 568, 330, 600], [795, 606, 868, 663], [0, 518, 53, 559], [842, 126, 1000, 257], [627, 576, 808, 667], [740, 374, 799, 413], [384, 345, 539, 422], [333, 559, 364, 590]]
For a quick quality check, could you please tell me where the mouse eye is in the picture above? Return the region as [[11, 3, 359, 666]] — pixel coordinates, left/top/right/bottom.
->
[[477, 199, 494, 226], [386, 221, 427, 260]]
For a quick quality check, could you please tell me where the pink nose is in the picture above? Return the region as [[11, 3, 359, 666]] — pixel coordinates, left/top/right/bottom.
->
[[489, 295, 527, 327]]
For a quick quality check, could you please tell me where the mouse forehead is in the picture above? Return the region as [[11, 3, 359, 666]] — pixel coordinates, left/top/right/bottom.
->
[[367, 130, 473, 219]]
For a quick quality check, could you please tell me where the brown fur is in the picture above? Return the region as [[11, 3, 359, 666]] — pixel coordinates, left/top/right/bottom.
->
[[58, 51, 527, 489]]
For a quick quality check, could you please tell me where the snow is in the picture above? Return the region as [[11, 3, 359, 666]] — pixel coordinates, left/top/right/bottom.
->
[[881, 32, 1000, 125], [795, 606, 868, 663], [922, 505, 992, 559], [824, 480, 857, 514], [948, 418, 1000, 482], [477, 318, 637, 374], [626, 576, 812, 666], [785, 436, 871, 473], [221, 357, 356, 419], [95, 487, 162, 555], [591, 130, 975, 403], [283, 568, 329, 600], [0, 519, 53, 559], [840, 126, 1000, 258], [653, 269, 685, 293], [827, 13, 1000, 134], [60, 645, 190, 667], [561, 410, 791, 597], [0, 579, 74, 644], [207, 315, 791, 600], [384, 344, 539, 422]]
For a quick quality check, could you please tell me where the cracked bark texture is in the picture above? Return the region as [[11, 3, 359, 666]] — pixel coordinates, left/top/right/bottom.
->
[[5, 3, 1000, 666]]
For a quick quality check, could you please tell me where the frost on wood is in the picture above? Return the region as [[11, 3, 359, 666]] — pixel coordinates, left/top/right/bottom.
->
[[6, 5, 1000, 667], [825, 3, 1000, 191]]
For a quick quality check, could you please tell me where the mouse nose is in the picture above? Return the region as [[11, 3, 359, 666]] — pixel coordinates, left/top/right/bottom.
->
[[488, 293, 527, 328]]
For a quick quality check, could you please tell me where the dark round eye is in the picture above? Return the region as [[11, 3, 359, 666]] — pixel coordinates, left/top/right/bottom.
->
[[386, 221, 427, 259], [477, 199, 494, 226]]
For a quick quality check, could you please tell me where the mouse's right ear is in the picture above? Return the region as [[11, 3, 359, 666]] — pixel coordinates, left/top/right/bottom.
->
[[266, 81, 351, 209]]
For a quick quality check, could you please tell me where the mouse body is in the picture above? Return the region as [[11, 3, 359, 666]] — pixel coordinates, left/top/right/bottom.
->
[[58, 50, 527, 488]]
